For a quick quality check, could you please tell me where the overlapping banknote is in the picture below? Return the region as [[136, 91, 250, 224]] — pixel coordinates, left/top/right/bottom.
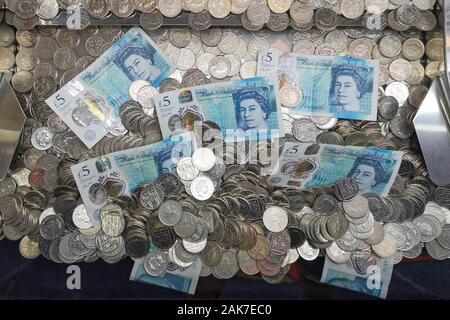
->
[[71, 133, 194, 224], [153, 77, 284, 141], [268, 143, 403, 196], [130, 249, 201, 295], [46, 27, 174, 148], [321, 256, 393, 299], [257, 49, 379, 121]]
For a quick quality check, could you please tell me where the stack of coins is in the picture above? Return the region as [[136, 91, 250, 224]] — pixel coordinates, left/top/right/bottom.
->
[[1, 0, 442, 33], [0, 23, 15, 81], [0, 0, 448, 286]]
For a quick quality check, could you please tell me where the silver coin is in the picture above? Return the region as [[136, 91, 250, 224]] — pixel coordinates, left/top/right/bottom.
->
[[55, 28, 80, 49], [129, 80, 150, 101], [280, 84, 302, 108], [263, 206, 288, 233], [16, 29, 38, 47], [194, 52, 214, 76], [208, 0, 231, 19], [190, 175, 215, 201], [183, 237, 208, 254], [378, 95, 399, 119], [297, 241, 320, 261], [159, 0, 183, 17], [379, 35, 402, 58], [336, 230, 361, 251], [209, 55, 231, 79], [133, 0, 157, 12], [72, 204, 93, 230], [35, 36, 58, 60], [37, 0, 60, 20], [16, 49, 37, 71], [140, 11, 163, 30], [0, 48, 15, 70], [54, 47, 77, 70], [110, 0, 135, 18], [0, 24, 15, 47], [35, 62, 58, 80], [174, 211, 197, 238], [218, 31, 239, 55], [85, 34, 107, 57], [289, 1, 314, 24], [372, 233, 397, 258], [192, 148, 216, 172], [169, 28, 192, 48], [89, 183, 107, 205], [13, 15, 38, 31], [416, 10, 437, 32], [158, 200, 183, 226], [267, 12, 290, 31], [395, 4, 420, 26], [176, 157, 200, 181], [343, 195, 369, 219], [40, 214, 65, 241], [172, 48, 196, 70], [14, 0, 39, 19], [349, 38, 373, 59], [240, 60, 257, 79], [402, 38, 425, 61], [425, 239, 450, 260], [341, 0, 365, 19], [389, 117, 414, 139], [326, 241, 351, 264], [31, 126, 54, 150], [140, 184, 165, 210], [144, 248, 169, 276], [292, 119, 318, 142], [385, 81, 409, 106], [184, 0, 208, 12], [85, 0, 110, 19], [389, 59, 412, 82], [212, 249, 239, 279], [200, 28, 223, 47], [102, 210, 125, 237]]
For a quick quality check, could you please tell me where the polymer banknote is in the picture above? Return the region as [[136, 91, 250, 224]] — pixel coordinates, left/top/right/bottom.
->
[[71, 133, 194, 224], [321, 256, 393, 299], [153, 77, 284, 142], [268, 143, 403, 196], [130, 251, 201, 295], [46, 27, 174, 148], [257, 49, 379, 121]]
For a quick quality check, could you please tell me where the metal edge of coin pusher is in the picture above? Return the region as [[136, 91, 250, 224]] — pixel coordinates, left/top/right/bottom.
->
[[445, 0, 450, 81], [413, 76, 450, 186], [0, 74, 27, 180], [2, 9, 365, 27]]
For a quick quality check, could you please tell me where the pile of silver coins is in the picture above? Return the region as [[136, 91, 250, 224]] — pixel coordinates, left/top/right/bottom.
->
[[0, 0, 443, 32], [1, 0, 450, 285]]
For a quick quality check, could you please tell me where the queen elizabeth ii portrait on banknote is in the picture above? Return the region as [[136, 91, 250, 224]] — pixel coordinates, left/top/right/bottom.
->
[[347, 156, 386, 194], [155, 148, 178, 175], [234, 87, 274, 134], [329, 65, 369, 116], [115, 46, 162, 84]]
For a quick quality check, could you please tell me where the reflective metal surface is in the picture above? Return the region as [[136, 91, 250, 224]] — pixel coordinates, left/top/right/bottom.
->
[[0, 8, 364, 27], [441, 0, 448, 79], [0, 75, 26, 180], [413, 76, 450, 186]]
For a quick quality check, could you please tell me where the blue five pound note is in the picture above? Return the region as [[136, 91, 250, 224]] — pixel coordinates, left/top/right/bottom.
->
[[153, 77, 284, 142], [46, 27, 175, 148], [71, 133, 194, 224], [257, 50, 379, 121], [269, 143, 403, 196]]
